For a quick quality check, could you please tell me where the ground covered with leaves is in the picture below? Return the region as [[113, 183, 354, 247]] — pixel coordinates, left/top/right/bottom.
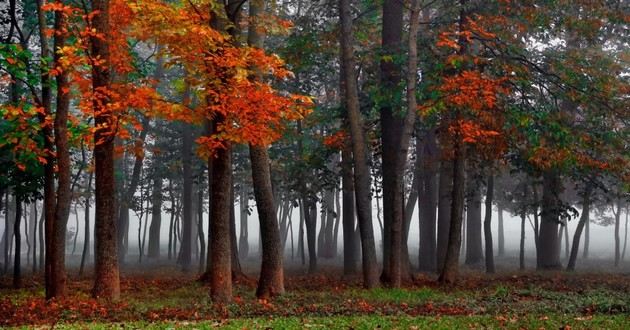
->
[[1, 265, 630, 329]]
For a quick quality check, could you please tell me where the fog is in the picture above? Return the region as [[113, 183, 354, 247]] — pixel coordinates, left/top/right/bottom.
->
[[2, 198, 626, 272]]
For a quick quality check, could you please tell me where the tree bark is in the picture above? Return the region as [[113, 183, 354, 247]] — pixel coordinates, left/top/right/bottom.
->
[[418, 130, 438, 272], [91, 0, 120, 300], [338, 0, 379, 288], [239, 184, 249, 259], [436, 160, 453, 272], [567, 187, 591, 271], [13, 196, 22, 288], [147, 175, 162, 259], [538, 170, 562, 270], [80, 171, 93, 276], [498, 206, 505, 256], [380, 0, 408, 288], [614, 197, 621, 267], [483, 174, 495, 274], [520, 211, 525, 270], [250, 144, 285, 298], [465, 184, 483, 266], [209, 118, 232, 303], [181, 123, 193, 272], [341, 143, 357, 275]]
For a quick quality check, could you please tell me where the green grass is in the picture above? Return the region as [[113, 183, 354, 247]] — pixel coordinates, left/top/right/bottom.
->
[[47, 314, 630, 329]]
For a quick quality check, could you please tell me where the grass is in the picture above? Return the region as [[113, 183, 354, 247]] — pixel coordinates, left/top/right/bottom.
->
[[2, 270, 630, 328]]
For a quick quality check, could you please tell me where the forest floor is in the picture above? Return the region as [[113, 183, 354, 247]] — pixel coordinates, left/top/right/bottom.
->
[[1, 260, 630, 329]]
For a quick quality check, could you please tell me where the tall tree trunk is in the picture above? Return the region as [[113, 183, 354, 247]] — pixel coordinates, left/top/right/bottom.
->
[[48, 8, 72, 299], [538, 170, 562, 270], [239, 184, 249, 259], [209, 118, 232, 303], [147, 176, 162, 259], [567, 187, 591, 271], [583, 214, 589, 259], [230, 182, 243, 277], [465, 184, 483, 265], [80, 171, 93, 276], [197, 182, 206, 272], [436, 160, 453, 272], [298, 200, 305, 265], [497, 206, 505, 257], [341, 143, 357, 275], [614, 197, 621, 267], [36, 0, 56, 294], [91, 0, 120, 299], [181, 123, 193, 272], [418, 130, 438, 272], [339, 0, 379, 288], [520, 212, 525, 270], [13, 196, 22, 288], [304, 200, 318, 273], [31, 203, 38, 273], [380, 0, 409, 288], [622, 206, 628, 261], [483, 174, 495, 274], [250, 143, 285, 298]]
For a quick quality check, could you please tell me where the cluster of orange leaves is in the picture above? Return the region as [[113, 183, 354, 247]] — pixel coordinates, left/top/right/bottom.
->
[[129, 0, 312, 156], [323, 130, 350, 150]]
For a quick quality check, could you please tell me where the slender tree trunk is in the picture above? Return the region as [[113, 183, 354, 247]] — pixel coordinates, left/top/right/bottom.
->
[[339, 0, 379, 288], [622, 206, 628, 261], [483, 174, 495, 274], [465, 184, 483, 266], [36, 0, 56, 294], [583, 214, 589, 259], [342, 143, 357, 275], [197, 182, 206, 272], [498, 206, 504, 257], [418, 130, 438, 272], [520, 212, 525, 270], [230, 182, 243, 277], [304, 200, 318, 273], [72, 206, 79, 255], [31, 203, 38, 273], [614, 198, 621, 267], [436, 160, 453, 272], [239, 184, 249, 259], [538, 170, 562, 270], [438, 150, 465, 283], [209, 118, 233, 302], [13, 197, 22, 288], [250, 143, 285, 298], [80, 171, 93, 276], [91, 0, 120, 299], [567, 187, 591, 271], [148, 176, 162, 259], [298, 200, 305, 265], [48, 7, 73, 299], [181, 122, 193, 272]]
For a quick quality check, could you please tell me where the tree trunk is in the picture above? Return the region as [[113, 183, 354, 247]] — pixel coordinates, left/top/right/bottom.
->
[[13, 196, 22, 288], [520, 212, 525, 270], [197, 182, 206, 272], [614, 197, 621, 267], [498, 206, 504, 256], [339, 0, 379, 288], [341, 143, 357, 275], [91, 0, 120, 299], [483, 174, 495, 274], [80, 172, 93, 276], [181, 123, 193, 272], [538, 170, 562, 270], [583, 214, 589, 259], [250, 143, 285, 298], [438, 147, 466, 284], [380, 0, 408, 288], [622, 206, 628, 261], [31, 203, 38, 273], [567, 187, 591, 271], [36, 0, 56, 293], [230, 182, 242, 277], [418, 130, 438, 272], [304, 199, 318, 273], [49, 8, 72, 299], [147, 176, 162, 259], [209, 118, 232, 303], [239, 184, 249, 260], [436, 160, 453, 272], [465, 184, 483, 266]]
